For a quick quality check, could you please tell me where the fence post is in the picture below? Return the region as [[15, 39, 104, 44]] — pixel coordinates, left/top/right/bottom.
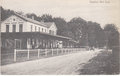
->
[[56, 49, 57, 55], [62, 49, 63, 54], [65, 49, 67, 53], [27, 49, 30, 60], [57, 49, 59, 55], [72, 48, 73, 53], [67, 48, 69, 53], [67, 47, 70, 53], [64, 49, 66, 54], [69, 48, 70, 53], [67, 48, 68, 53], [52, 49, 53, 56], [69, 49, 70, 53], [68, 48, 69, 53], [66, 48, 68, 53], [38, 49, 40, 58], [14, 49, 16, 62], [45, 49, 47, 56]]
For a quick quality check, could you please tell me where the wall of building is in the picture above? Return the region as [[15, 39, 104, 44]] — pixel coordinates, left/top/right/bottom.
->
[[26, 22, 48, 33], [1, 15, 27, 32], [1, 15, 57, 35], [48, 23, 57, 35]]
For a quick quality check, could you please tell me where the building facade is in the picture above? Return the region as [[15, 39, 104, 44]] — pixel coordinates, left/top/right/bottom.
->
[[1, 13, 77, 50], [1, 13, 57, 35]]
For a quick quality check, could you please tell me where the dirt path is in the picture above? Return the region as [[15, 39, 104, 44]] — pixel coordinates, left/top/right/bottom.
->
[[1, 50, 101, 75]]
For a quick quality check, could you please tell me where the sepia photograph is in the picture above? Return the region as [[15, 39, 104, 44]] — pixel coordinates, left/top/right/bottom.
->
[[0, 0, 120, 75]]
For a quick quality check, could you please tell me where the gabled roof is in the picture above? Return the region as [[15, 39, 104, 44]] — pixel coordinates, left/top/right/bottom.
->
[[10, 12, 54, 28]]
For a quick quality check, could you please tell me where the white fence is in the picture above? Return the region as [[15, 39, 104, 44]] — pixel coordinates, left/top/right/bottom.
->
[[14, 48, 87, 62]]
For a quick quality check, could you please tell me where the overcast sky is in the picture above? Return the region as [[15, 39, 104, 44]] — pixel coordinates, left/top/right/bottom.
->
[[1, 0, 120, 29]]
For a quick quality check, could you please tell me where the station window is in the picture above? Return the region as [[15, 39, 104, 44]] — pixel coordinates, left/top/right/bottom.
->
[[12, 25, 16, 32], [6, 25, 9, 32], [39, 27, 40, 32], [49, 30, 52, 34], [19, 24, 23, 32], [53, 31, 54, 34], [31, 25, 32, 32], [42, 28, 43, 32], [45, 29, 46, 32], [35, 26, 37, 32]]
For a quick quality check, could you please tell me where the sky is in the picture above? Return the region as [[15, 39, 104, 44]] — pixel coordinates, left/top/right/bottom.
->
[[1, 0, 120, 30]]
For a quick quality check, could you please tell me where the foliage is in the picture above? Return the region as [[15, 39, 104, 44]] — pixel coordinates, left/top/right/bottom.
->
[[1, 7, 15, 21], [104, 24, 119, 49]]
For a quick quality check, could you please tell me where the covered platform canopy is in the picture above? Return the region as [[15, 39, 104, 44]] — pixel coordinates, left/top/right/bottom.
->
[[1, 32, 72, 40], [1, 32, 78, 49]]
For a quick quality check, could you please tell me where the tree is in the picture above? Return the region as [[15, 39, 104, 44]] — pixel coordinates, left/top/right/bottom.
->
[[1, 6, 14, 21], [87, 21, 106, 48], [41, 14, 53, 22], [104, 24, 119, 49], [53, 17, 68, 35], [68, 17, 88, 46]]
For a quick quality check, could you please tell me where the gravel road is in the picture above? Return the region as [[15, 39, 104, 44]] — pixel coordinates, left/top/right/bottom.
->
[[1, 50, 101, 75]]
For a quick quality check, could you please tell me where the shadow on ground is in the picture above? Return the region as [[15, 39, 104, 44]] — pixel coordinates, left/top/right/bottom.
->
[[77, 50, 120, 75]]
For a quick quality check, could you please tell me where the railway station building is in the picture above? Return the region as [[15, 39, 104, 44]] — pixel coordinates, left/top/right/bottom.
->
[[1, 13, 78, 50]]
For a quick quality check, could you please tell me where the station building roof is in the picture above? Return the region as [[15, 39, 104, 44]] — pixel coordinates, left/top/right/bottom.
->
[[1, 32, 77, 43]]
